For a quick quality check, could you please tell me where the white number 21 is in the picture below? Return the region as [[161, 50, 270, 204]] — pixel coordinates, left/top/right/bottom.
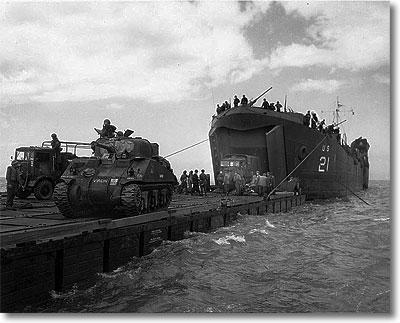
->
[[318, 156, 330, 172]]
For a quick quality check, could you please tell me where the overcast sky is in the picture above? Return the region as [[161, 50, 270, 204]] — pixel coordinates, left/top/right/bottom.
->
[[0, 1, 390, 180]]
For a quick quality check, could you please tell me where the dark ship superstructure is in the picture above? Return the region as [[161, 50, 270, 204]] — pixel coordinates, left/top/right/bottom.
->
[[209, 92, 369, 199], [54, 133, 177, 218]]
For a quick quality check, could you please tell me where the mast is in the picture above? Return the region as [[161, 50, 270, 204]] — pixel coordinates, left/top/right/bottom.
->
[[284, 94, 287, 113], [335, 96, 340, 124]]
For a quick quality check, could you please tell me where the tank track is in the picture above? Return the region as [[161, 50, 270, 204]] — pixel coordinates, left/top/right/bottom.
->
[[119, 183, 142, 216], [54, 181, 94, 219], [53, 182, 74, 218]]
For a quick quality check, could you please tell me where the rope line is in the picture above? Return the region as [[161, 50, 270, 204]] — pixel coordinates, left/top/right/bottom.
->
[[267, 135, 329, 199], [164, 139, 209, 158]]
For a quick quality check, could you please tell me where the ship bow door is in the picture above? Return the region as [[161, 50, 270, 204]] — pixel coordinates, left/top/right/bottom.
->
[[266, 125, 287, 183]]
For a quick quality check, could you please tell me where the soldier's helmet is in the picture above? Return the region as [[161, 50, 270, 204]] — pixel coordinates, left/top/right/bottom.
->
[[51, 133, 57, 138], [104, 119, 111, 125]]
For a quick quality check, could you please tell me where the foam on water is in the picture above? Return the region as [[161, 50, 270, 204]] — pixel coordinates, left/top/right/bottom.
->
[[213, 234, 246, 245], [35, 180, 390, 313], [265, 219, 276, 228]]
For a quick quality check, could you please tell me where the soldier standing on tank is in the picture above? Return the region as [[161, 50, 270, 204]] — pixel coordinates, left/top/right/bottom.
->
[[101, 119, 117, 138], [275, 101, 283, 112], [261, 98, 269, 109], [51, 133, 62, 170], [240, 95, 248, 106], [199, 169, 207, 196], [116, 131, 124, 139], [192, 169, 200, 195], [6, 161, 22, 210], [233, 95, 240, 107]]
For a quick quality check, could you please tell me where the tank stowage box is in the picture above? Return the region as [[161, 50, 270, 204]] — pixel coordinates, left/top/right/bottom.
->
[[54, 136, 177, 218]]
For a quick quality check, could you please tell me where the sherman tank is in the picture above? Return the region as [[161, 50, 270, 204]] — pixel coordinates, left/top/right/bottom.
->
[[54, 134, 177, 218]]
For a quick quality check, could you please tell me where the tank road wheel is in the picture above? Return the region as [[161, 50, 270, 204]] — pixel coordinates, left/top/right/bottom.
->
[[34, 179, 54, 200], [16, 187, 31, 199], [119, 184, 142, 217]]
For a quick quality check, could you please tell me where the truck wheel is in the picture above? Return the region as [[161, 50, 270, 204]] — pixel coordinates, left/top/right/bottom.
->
[[34, 179, 54, 200], [16, 188, 31, 199]]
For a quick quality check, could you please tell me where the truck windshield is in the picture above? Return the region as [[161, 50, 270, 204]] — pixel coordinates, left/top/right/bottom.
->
[[220, 160, 240, 167], [15, 150, 33, 161]]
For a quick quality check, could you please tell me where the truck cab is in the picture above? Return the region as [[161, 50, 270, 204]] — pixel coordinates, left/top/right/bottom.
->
[[13, 141, 91, 200], [219, 154, 259, 184]]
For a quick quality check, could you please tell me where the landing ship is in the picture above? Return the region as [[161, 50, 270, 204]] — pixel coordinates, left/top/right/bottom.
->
[[209, 90, 369, 199]]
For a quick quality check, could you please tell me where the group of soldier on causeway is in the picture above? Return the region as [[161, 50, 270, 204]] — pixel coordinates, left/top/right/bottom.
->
[[178, 168, 276, 197], [178, 169, 209, 196], [215, 169, 276, 197]]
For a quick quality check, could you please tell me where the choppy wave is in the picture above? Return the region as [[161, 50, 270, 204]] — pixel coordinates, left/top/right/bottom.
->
[[36, 180, 390, 313]]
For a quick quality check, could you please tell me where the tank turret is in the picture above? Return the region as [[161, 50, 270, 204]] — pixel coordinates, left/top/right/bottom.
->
[[54, 135, 177, 218]]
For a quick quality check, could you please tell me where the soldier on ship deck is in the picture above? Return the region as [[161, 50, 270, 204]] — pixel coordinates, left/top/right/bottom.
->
[[224, 101, 231, 110], [275, 101, 283, 112], [240, 95, 248, 106], [216, 104, 222, 115], [303, 111, 311, 127], [233, 95, 240, 107], [311, 112, 319, 129], [318, 119, 326, 132], [269, 102, 275, 111], [261, 98, 269, 109]]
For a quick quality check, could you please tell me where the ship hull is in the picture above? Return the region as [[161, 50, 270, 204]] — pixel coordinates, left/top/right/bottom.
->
[[209, 107, 369, 199]]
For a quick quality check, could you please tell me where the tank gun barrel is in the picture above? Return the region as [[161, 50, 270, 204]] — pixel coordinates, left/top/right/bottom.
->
[[249, 86, 273, 107]]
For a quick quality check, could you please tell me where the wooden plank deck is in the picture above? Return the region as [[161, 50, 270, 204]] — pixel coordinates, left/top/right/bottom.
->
[[0, 193, 264, 249]]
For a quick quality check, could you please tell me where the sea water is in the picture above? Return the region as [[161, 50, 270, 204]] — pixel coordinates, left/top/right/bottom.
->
[[19, 180, 392, 313]]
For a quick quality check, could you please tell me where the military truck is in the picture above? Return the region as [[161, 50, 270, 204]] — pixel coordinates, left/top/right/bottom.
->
[[219, 154, 259, 183], [13, 141, 92, 200]]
